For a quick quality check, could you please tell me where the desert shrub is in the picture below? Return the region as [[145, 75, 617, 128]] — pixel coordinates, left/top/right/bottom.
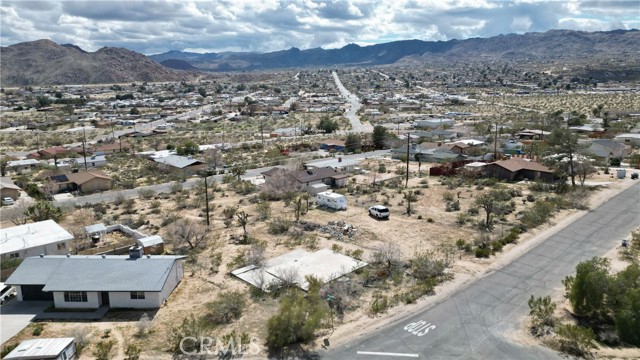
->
[[206, 291, 247, 325], [32, 323, 45, 336], [222, 205, 237, 219], [555, 324, 596, 357], [268, 217, 292, 235], [491, 240, 503, 252], [169, 181, 183, 194], [266, 277, 328, 351], [475, 247, 491, 258], [409, 250, 449, 281], [169, 315, 211, 355], [467, 207, 479, 215], [528, 295, 556, 336], [255, 201, 271, 221], [124, 344, 141, 360], [137, 188, 156, 199], [526, 194, 535, 202], [369, 293, 390, 315], [94, 340, 115, 360], [443, 192, 454, 202], [1, 344, 18, 358], [71, 327, 90, 355], [521, 200, 556, 229]]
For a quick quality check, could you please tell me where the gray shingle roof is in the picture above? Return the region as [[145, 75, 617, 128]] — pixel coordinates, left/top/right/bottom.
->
[[5, 255, 184, 292], [154, 155, 204, 169]]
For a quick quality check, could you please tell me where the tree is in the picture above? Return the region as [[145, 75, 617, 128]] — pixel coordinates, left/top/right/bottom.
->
[[266, 276, 328, 351], [129, 107, 140, 115], [176, 141, 199, 156], [404, 190, 418, 215], [344, 133, 362, 153], [574, 160, 596, 186], [236, 211, 250, 244], [197, 87, 207, 98], [231, 165, 245, 180], [474, 189, 509, 229], [528, 295, 556, 336], [24, 201, 64, 222], [372, 125, 388, 149], [0, 157, 9, 177], [562, 257, 610, 317], [544, 128, 585, 187], [36, 96, 51, 108], [317, 116, 339, 133], [167, 218, 209, 250]]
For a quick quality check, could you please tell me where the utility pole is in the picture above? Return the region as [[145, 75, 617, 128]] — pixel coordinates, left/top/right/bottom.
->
[[82, 126, 88, 170], [493, 122, 498, 162], [405, 133, 410, 187], [203, 172, 211, 227]]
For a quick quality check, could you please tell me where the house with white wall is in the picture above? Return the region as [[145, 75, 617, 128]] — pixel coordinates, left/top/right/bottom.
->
[[5, 249, 184, 308], [0, 220, 74, 260]]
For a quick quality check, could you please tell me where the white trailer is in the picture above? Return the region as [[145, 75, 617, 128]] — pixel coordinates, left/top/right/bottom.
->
[[316, 191, 347, 210]]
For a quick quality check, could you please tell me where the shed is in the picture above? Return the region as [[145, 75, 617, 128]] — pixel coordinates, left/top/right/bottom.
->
[[4, 337, 76, 360], [136, 235, 165, 255]]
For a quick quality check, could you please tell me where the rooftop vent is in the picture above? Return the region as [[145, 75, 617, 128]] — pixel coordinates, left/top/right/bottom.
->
[[129, 246, 144, 259]]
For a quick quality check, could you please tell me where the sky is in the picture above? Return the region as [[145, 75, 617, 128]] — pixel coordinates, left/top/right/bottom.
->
[[1, 0, 638, 55]]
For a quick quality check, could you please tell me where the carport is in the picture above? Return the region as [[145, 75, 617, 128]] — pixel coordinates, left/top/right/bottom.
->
[[19, 285, 53, 301]]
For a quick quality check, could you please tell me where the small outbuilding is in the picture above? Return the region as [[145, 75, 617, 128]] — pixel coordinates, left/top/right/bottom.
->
[[4, 337, 76, 360]]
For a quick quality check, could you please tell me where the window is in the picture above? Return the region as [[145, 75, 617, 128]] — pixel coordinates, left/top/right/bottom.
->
[[9, 253, 19, 259], [130, 291, 145, 300], [57, 243, 66, 250], [64, 291, 87, 302]]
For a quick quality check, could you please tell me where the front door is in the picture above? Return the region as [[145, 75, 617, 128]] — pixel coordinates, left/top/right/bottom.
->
[[100, 292, 110, 306]]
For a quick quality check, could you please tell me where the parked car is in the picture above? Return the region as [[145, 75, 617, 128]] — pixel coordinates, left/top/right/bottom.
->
[[369, 205, 390, 219], [0, 283, 17, 305], [2, 197, 14, 206]]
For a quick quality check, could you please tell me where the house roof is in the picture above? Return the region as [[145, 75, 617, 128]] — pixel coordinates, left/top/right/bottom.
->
[[154, 155, 204, 169], [319, 140, 345, 147], [5, 255, 184, 292], [591, 139, 626, 151], [0, 220, 74, 256], [6, 159, 40, 167], [291, 167, 338, 183], [4, 337, 74, 359], [65, 171, 112, 185], [0, 177, 21, 191], [260, 167, 286, 177], [492, 158, 553, 173], [304, 157, 358, 169]]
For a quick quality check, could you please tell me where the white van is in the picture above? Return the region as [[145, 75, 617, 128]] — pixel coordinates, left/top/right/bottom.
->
[[317, 191, 347, 210]]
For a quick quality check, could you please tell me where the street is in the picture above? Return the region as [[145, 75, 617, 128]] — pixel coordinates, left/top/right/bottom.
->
[[325, 183, 640, 359], [332, 71, 371, 133]]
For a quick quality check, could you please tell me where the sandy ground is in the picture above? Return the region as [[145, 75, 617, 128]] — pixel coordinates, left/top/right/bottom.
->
[[2, 169, 637, 359]]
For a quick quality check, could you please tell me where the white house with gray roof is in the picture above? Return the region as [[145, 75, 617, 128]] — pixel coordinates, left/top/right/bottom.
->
[[0, 220, 74, 260], [5, 249, 184, 309]]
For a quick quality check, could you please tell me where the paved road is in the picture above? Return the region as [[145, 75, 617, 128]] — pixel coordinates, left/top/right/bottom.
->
[[0, 301, 49, 344], [332, 71, 371, 133], [325, 183, 640, 360]]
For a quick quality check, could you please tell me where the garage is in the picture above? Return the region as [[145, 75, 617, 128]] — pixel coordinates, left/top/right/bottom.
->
[[19, 285, 53, 301]]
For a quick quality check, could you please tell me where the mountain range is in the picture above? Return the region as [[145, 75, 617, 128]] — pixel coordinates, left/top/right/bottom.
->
[[2, 29, 638, 86], [0, 39, 191, 86], [151, 29, 640, 71]]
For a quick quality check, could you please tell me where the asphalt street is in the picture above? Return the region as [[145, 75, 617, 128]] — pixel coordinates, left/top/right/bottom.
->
[[325, 183, 640, 360], [332, 71, 371, 133]]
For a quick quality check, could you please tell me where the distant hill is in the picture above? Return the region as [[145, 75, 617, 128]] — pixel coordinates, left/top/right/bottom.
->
[[160, 59, 199, 71], [0, 39, 194, 86], [149, 29, 640, 71]]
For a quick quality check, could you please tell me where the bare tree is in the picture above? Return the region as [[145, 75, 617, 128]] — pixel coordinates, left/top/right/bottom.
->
[[167, 218, 209, 250], [274, 266, 301, 289], [246, 242, 266, 267], [371, 243, 403, 272], [575, 160, 596, 186], [260, 169, 299, 201]]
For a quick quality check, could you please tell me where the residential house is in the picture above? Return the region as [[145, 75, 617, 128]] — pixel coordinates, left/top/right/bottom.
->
[[414, 118, 454, 128], [304, 157, 358, 173], [517, 129, 550, 140], [261, 166, 343, 192], [0, 177, 21, 200], [154, 155, 206, 175], [4, 338, 76, 360], [613, 133, 640, 146], [587, 139, 628, 163], [5, 159, 40, 175], [46, 171, 113, 194], [5, 250, 184, 308], [0, 220, 74, 261], [484, 158, 555, 182], [26, 146, 73, 160], [93, 142, 130, 155]]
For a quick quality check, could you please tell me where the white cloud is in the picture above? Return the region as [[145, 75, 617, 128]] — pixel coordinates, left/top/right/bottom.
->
[[0, 0, 637, 54]]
